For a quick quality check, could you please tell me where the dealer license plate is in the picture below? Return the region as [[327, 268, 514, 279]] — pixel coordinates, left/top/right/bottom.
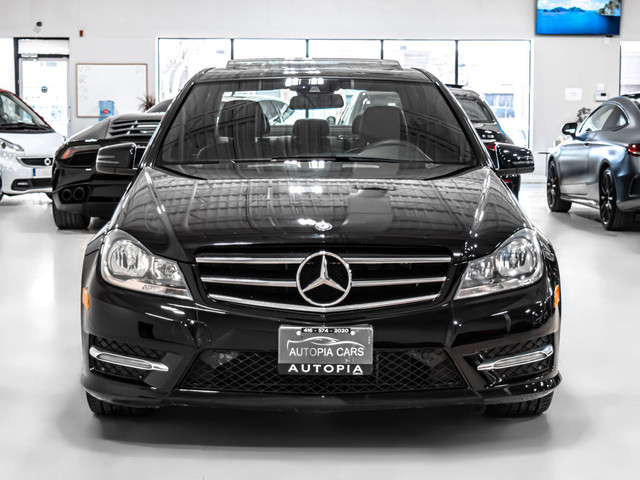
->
[[278, 325, 373, 375], [32, 167, 52, 178]]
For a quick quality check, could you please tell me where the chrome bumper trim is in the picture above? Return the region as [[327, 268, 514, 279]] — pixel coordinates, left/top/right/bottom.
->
[[476, 344, 554, 371], [89, 346, 169, 372]]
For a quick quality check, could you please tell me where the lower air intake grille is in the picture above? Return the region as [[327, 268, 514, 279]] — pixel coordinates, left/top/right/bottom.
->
[[181, 349, 465, 394], [89, 357, 149, 381], [91, 336, 163, 360]]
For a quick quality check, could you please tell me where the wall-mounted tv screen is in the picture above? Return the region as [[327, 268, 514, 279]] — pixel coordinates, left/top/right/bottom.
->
[[536, 1, 621, 35]]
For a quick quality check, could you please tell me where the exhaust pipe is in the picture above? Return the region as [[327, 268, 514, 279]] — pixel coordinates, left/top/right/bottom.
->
[[60, 188, 72, 202], [72, 187, 86, 202]]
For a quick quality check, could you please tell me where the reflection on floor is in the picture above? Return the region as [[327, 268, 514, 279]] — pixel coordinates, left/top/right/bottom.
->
[[0, 185, 638, 479]]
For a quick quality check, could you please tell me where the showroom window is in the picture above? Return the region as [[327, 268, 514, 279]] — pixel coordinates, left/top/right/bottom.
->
[[620, 42, 640, 94], [308, 40, 381, 59], [156, 38, 531, 146], [233, 39, 307, 59], [0, 38, 14, 91], [383, 40, 456, 84], [157, 38, 231, 101], [457, 41, 531, 147]]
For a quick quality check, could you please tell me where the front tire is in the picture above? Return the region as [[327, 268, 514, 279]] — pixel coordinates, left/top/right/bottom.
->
[[599, 168, 634, 231], [86, 392, 152, 416], [485, 393, 554, 417], [52, 202, 90, 229], [547, 161, 571, 212]]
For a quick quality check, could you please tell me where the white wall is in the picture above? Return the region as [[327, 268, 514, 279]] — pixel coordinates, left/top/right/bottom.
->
[[0, 0, 637, 173]]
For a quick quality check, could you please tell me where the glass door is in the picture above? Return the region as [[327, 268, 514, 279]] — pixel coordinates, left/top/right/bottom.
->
[[19, 57, 69, 135]]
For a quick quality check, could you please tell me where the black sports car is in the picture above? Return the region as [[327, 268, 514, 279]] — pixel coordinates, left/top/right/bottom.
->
[[51, 112, 163, 229], [80, 59, 559, 418], [449, 87, 522, 198], [548, 94, 640, 230]]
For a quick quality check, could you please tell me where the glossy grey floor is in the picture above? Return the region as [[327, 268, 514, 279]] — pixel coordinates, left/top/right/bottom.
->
[[0, 183, 638, 480]]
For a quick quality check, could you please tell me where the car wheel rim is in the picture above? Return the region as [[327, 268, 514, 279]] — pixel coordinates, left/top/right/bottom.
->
[[599, 171, 615, 225], [547, 165, 558, 207]]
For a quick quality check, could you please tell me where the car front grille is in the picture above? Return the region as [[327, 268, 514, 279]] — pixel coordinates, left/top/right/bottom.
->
[[18, 157, 53, 167], [180, 349, 465, 394], [195, 247, 452, 313], [11, 178, 51, 191], [108, 119, 159, 138]]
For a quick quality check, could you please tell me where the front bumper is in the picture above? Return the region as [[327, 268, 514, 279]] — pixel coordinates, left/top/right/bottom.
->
[[0, 158, 52, 194], [80, 248, 562, 411]]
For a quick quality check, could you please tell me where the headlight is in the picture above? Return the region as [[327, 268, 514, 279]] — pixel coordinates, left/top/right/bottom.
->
[[0, 138, 25, 153], [100, 230, 192, 300], [455, 228, 543, 300]]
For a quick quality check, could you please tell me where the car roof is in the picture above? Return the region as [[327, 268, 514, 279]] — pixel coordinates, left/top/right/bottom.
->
[[197, 58, 433, 83], [448, 86, 482, 98]]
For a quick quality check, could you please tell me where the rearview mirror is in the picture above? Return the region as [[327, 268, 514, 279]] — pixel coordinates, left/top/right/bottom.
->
[[289, 93, 344, 110], [561, 122, 578, 138], [493, 143, 535, 175], [96, 143, 138, 175]]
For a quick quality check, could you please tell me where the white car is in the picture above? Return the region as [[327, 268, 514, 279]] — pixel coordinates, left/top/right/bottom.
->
[[0, 89, 64, 200]]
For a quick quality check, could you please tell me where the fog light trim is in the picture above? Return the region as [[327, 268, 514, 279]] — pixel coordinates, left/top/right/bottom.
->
[[89, 346, 169, 372], [476, 344, 553, 371]]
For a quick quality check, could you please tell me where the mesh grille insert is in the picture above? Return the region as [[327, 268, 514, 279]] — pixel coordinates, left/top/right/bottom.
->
[[91, 336, 164, 360], [181, 349, 465, 394]]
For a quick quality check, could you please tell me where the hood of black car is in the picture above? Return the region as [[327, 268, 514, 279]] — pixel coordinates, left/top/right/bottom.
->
[[112, 162, 528, 263]]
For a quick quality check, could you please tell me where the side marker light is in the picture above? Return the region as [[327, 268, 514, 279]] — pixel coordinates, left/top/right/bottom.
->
[[553, 285, 560, 309], [82, 287, 90, 310]]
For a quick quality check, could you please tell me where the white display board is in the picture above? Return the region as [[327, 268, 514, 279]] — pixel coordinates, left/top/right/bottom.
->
[[76, 63, 147, 117]]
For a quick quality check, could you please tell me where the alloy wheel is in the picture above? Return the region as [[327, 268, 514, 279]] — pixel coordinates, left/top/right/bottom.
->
[[546, 164, 558, 208], [599, 170, 615, 227]]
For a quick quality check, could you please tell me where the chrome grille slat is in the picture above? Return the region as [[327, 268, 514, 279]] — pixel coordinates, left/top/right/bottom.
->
[[207, 293, 441, 313], [196, 250, 450, 313], [196, 256, 305, 264], [352, 276, 447, 287], [201, 276, 297, 288], [344, 256, 452, 264]]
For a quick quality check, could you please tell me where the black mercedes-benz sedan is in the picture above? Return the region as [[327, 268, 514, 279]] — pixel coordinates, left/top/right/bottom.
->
[[51, 112, 163, 229], [548, 94, 640, 230], [80, 59, 560, 418], [449, 86, 522, 198]]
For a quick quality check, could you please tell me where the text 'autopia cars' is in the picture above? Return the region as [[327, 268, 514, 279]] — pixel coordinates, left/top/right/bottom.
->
[[81, 59, 561, 418]]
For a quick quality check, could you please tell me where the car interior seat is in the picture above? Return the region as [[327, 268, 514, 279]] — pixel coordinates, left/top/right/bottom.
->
[[292, 119, 330, 155], [358, 106, 406, 147]]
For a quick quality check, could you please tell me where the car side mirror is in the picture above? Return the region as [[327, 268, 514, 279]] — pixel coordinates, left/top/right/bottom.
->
[[493, 143, 535, 175], [96, 143, 138, 175], [561, 122, 578, 138]]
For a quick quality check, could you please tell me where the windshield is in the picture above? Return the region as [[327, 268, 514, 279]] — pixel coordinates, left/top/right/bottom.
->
[[454, 95, 496, 124], [157, 78, 478, 167], [0, 92, 50, 130]]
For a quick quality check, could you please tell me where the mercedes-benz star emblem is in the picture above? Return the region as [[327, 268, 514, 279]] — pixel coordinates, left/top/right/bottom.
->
[[296, 251, 352, 307], [314, 220, 332, 232], [44, 158, 52, 166]]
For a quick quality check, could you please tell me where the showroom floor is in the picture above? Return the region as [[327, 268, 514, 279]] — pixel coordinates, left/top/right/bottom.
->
[[0, 183, 638, 480]]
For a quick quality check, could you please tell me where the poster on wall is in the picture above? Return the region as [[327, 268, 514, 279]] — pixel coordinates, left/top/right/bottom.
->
[[76, 63, 147, 117], [536, 1, 622, 35]]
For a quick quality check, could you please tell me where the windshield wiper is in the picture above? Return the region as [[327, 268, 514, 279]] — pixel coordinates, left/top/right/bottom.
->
[[156, 164, 206, 180], [0, 122, 51, 131]]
